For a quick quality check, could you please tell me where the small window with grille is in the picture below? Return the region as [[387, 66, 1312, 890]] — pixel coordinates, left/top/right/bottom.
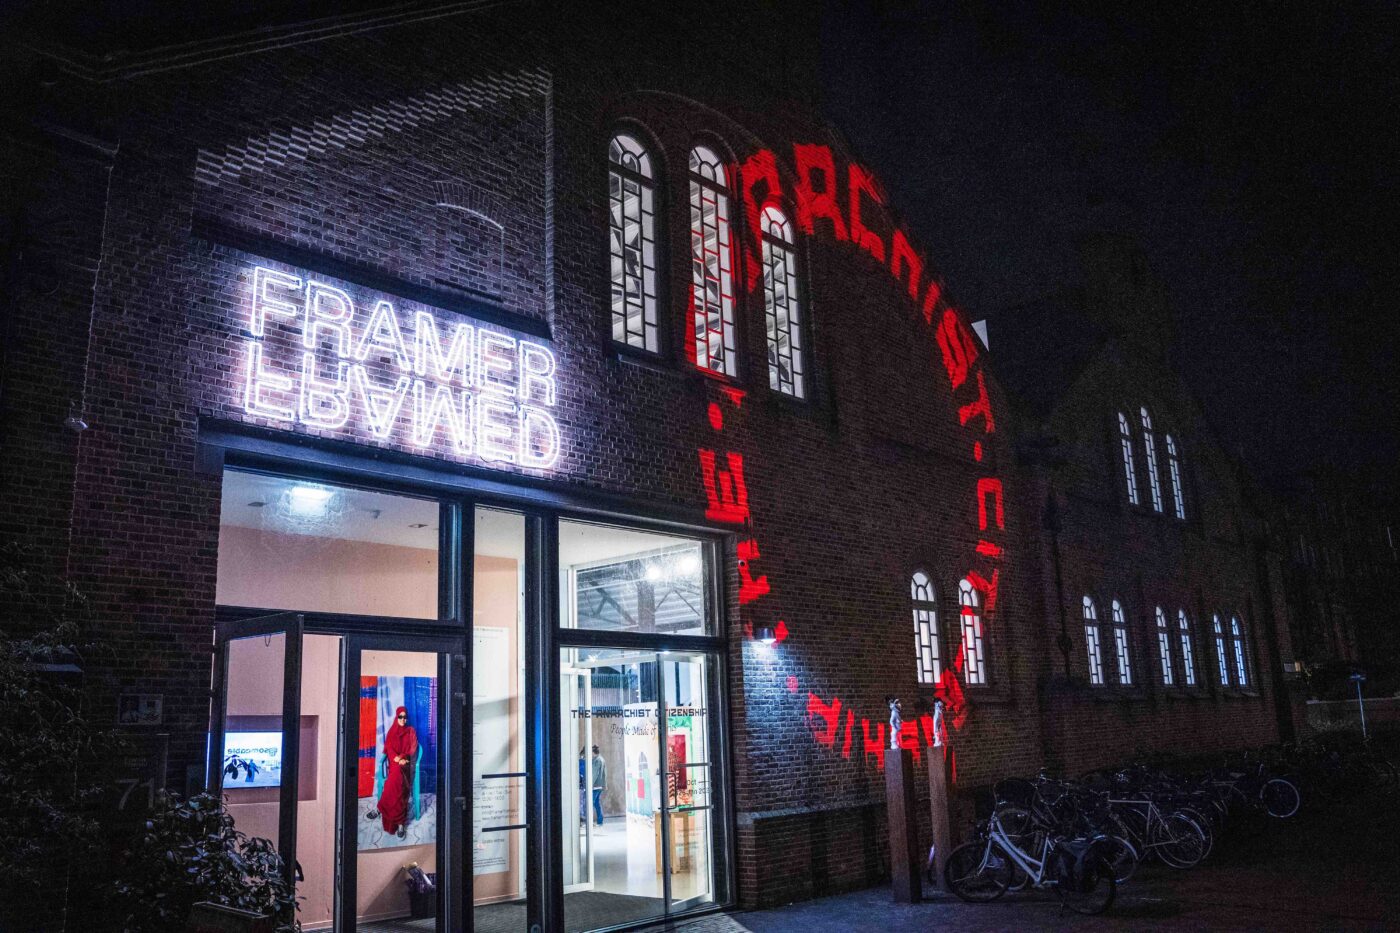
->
[[911, 571, 940, 685]]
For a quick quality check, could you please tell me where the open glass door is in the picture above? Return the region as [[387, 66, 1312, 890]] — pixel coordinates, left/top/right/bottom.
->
[[341, 639, 463, 933], [561, 661, 594, 895], [209, 612, 306, 911]]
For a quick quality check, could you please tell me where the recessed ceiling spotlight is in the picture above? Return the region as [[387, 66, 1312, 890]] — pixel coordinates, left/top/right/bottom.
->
[[246, 500, 267, 508], [645, 564, 663, 582], [408, 523, 429, 529]]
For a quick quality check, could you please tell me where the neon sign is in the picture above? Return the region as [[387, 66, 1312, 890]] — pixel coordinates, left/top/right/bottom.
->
[[242, 266, 562, 469]]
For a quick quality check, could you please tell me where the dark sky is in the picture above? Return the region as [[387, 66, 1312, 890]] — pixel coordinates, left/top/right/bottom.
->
[[819, 2, 1398, 501]]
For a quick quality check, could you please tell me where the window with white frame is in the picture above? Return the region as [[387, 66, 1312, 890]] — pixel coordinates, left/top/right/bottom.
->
[[1165, 433, 1186, 519], [911, 571, 940, 685], [1118, 412, 1140, 506], [958, 578, 988, 686], [1083, 596, 1105, 686], [1155, 606, 1174, 685], [608, 133, 659, 353], [688, 144, 737, 376], [759, 205, 806, 398], [1140, 407, 1164, 512], [1213, 613, 1230, 686], [1230, 615, 1249, 687], [1178, 609, 1197, 686], [1111, 598, 1133, 686]]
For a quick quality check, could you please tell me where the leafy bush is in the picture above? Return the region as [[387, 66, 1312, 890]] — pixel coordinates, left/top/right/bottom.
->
[[0, 542, 123, 928], [113, 792, 299, 932]]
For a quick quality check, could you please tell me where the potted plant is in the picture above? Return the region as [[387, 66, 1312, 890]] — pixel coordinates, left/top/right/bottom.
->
[[112, 792, 299, 932]]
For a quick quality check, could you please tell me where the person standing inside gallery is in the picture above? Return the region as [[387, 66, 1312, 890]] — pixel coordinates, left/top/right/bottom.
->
[[591, 744, 607, 826], [379, 706, 418, 837]]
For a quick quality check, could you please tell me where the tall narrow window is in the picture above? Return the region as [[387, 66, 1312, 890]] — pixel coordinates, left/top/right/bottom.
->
[[759, 205, 806, 398], [958, 578, 988, 686], [1230, 615, 1249, 687], [1156, 606, 1174, 685], [608, 133, 659, 352], [1178, 609, 1197, 686], [911, 571, 940, 685], [1213, 613, 1230, 686], [1111, 599, 1133, 686], [688, 144, 737, 376], [1165, 433, 1186, 519], [1082, 596, 1104, 686], [1140, 407, 1163, 512], [1118, 412, 1140, 505]]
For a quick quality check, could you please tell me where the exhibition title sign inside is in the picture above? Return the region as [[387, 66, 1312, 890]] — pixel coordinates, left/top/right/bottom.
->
[[242, 266, 561, 469]]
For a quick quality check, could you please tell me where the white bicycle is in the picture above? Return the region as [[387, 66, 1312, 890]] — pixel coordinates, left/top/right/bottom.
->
[[944, 809, 1117, 915]]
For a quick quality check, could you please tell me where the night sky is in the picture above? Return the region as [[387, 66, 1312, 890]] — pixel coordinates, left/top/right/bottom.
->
[[819, 3, 1398, 504]]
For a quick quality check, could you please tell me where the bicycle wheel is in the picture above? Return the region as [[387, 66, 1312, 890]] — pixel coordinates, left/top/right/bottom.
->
[[1260, 777, 1301, 818], [1055, 848, 1116, 915], [1097, 834, 1139, 885], [944, 842, 1012, 902], [1175, 807, 1216, 860], [1153, 813, 1206, 869]]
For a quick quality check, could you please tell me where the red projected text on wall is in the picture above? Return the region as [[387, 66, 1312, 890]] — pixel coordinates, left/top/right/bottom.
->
[[695, 142, 1005, 776]]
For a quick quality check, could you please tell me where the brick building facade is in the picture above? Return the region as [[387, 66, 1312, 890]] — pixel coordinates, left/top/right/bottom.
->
[[1, 3, 1301, 929]]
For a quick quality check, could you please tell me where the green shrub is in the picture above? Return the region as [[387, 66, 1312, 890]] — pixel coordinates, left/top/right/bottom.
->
[[113, 792, 299, 932]]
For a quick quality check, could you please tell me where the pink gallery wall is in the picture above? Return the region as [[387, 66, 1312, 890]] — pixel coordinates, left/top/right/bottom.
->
[[216, 525, 438, 618], [472, 555, 523, 905]]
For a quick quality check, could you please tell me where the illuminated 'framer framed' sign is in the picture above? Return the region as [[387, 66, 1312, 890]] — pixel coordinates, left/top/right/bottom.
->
[[242, 265, 561, 470]]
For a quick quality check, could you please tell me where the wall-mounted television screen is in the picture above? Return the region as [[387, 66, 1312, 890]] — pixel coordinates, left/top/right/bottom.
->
[[223, 731, 283, 788]]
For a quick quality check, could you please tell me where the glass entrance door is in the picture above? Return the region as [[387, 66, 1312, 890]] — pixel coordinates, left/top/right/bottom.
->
[[341, 640, 464, 933]]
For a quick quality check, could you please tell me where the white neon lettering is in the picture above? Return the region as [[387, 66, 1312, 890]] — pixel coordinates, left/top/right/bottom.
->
[[476, 330, 518, 398], [519, 405, 561, 469], [349, 365, 410, 438], [476, 395, 517, 463], [244, 342, 296, 421], [414, 311, 474, 386], [299, 354, 350, 429], [241, 265, 561, 469], [518, 341, 557, 406], [354, 300, 411, 370], [250, 267, 301, 337], [411, 380, 473, 454], [303, 281, 354, 355]]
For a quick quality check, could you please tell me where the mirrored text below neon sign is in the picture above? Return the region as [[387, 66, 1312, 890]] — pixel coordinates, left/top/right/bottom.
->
[[242, 266, 562, 469]]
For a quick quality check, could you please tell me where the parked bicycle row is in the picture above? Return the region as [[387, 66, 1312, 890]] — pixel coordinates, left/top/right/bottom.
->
[[939, 736, 1395, 915]]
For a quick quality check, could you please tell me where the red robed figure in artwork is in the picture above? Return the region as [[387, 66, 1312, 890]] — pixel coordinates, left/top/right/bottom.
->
[[378, 706, 418, 835]]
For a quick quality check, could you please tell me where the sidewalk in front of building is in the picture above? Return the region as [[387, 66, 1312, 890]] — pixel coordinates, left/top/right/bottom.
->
[[645, 794, 1398, 933]]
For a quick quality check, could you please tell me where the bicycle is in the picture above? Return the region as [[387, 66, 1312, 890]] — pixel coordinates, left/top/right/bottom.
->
[[944, 810, 1116, 914], [1109, 795, 1208, 869]]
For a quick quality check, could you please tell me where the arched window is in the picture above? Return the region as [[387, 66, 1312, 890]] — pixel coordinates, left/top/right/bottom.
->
[[1140, 407, 1163, 512], [759, 205, 806, 398], [1082, 596, 1105, 686], [1177, 609, 1197, 686], [1230, 615, 1249, 687], [608, 133, 659, 353], [1212, 613, 1230, 686], [1118, 412, 1140, 506], [688, 144, 737, 376], [958, 578, 988, 685], [1165, 433, 1186, 519], [911, 571, 940, 685], [1155, 606, 1174, 685], [1111, 599, 1133, 686]]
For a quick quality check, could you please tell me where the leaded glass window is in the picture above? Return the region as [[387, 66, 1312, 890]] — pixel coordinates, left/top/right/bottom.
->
[[1118, 412, 1140, 506], [958, 578, 988, 686], [1140, 407, 1163, 512], [911, 571, 940, 685], [759, 205, 806, 398], [1112, 599, 1133, 686], [1231, 615, 1248, 687], [1083, 596, 1104, 686], [1156, 606, 1174, 686], [688, 144, 737, 376], [608, 133, 659, 352], [1165, 433, 1186, 519], [1213, 613, 1230, 686], [1178, 609, 1197, 686]]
